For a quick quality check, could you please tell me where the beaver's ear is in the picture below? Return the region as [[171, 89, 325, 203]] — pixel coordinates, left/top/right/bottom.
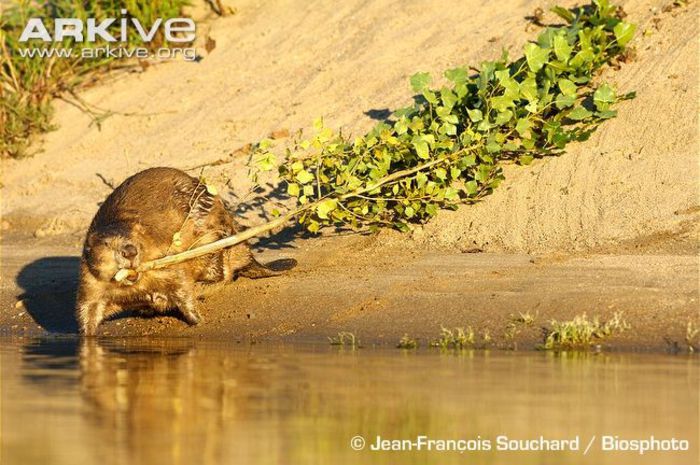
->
[[84, 233, 98, 254]]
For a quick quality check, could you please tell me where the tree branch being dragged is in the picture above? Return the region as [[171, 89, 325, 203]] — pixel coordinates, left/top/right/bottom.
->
[[134, 1, 636, 275]]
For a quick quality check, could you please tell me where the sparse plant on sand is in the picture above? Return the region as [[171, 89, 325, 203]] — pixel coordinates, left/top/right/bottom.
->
[[431, 326, 476, 349], [513, 311, 537, 326], [685, 321, 699, 353], [328, 331, 361, 348], [397, 334, 419, 349], [540, 312, 630, 350]]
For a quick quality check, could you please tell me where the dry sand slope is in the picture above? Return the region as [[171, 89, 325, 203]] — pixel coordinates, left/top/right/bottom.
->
[[0, 0, 698, 254]]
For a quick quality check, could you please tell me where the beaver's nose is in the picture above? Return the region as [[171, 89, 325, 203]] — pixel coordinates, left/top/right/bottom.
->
[[121, 244, 138, 259]]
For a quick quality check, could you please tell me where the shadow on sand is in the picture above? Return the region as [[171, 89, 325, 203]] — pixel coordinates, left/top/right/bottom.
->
[[16, 256, 81, 334]]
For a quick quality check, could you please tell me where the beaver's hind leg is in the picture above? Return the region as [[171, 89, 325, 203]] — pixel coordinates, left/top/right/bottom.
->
[[166, 271, 202, 326]]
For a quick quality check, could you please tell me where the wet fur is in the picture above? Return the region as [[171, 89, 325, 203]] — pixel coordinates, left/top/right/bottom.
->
[[77, 167, 295, 335]]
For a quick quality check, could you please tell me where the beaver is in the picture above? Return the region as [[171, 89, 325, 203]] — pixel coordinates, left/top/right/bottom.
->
[[76, 167, 296, 336]]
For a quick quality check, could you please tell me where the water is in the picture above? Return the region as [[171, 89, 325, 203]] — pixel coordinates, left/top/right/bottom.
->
[[1, 338, 697, 465]]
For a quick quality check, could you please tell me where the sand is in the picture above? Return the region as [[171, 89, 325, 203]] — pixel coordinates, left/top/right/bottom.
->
[[0, 0, 697, 349]]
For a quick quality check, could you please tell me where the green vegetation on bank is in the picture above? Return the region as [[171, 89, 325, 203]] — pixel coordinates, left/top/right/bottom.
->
[[250, 0, 636, 234], [540, 312, 630, 350], [392, 311, 630, 352], [1, 1, 190, 158], [328, 331, 361, 348]]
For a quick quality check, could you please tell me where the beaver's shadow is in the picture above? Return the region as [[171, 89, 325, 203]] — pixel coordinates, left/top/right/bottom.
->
[[16, 257, 81, 334]]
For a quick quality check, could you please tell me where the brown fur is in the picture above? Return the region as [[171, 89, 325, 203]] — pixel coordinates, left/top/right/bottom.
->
[[76, 167, 296, 335]]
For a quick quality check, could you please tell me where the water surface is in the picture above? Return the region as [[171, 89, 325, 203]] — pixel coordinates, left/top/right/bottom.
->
[[1, 338, 697, 464]]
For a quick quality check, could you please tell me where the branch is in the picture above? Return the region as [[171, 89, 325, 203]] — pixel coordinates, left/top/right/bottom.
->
[[135, 152, 459, 272]]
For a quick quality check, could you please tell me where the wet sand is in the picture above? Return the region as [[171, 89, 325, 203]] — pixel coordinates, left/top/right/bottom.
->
[[1, 234, 696, 352]]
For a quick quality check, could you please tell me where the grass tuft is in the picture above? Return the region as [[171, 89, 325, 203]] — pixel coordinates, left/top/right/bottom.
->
[[540, 312, 630, 350], [431, 326, 475, 349], [396, 334, 418, 349], [328, 331, 361, 348]]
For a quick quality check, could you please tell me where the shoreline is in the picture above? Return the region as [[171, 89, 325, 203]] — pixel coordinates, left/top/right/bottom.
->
[[2, 233, 697, 354]]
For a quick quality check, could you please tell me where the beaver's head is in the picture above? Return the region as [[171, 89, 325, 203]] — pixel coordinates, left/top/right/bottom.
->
[[83, 224, 143, 286]]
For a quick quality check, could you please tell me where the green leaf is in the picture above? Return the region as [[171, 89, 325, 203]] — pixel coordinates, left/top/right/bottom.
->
[[394, 118, 408, 135], [553, 34, 573, 62], [570, 48, 594, 68], [558, 79, 577, 96], [477, 120, 493, 132], [423, 89, 439, 104], [568, 106, 593, 120], [440, 88, 457, 109], [467, 109, 483, 122], [596, 109, 617, 119], [442, 114, 459, 124], [519, 155, 534, 165], [444, 187, 459, 201], [462, 154, 476, 167], [296, 170, 315, 184], [443, 123, 457, 135], [465, 181, 478, 195], [316, 199, 337, 219], [307, 220, 320, 233], [613, 22, 636, 47], [515, 118, 532, 137], [594, 83, 616, 111], [555, 94, 576, 109], [491, 95, 514, 112], [525, 43, 550, 72], [287, 183, 300, 197], [520, 78, 538, 102], [495, 110, 513, 126], [444, 67, 468, 83], [254, 153, 277, 171], [415, 172, 428, 188], [537, 28, 557, 48], [410, 72, 432, 92], [550, 6, 574, 23], [434, 168, 447, 181], [486, 141, 501, 153], [413, 140, 430, 159]]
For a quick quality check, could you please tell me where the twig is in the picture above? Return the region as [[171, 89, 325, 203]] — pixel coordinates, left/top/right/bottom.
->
[[95, 173, 116, 190]]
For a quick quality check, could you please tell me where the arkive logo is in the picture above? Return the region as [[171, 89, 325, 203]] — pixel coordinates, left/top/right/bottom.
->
[[19, 9, 195, 43]]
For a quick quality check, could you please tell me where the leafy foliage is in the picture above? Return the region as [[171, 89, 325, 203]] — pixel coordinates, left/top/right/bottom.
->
[[250, 1, 636, 234]]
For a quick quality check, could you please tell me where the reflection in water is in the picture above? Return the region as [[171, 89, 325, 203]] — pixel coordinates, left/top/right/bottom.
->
[[1, 338, 698, 465]]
